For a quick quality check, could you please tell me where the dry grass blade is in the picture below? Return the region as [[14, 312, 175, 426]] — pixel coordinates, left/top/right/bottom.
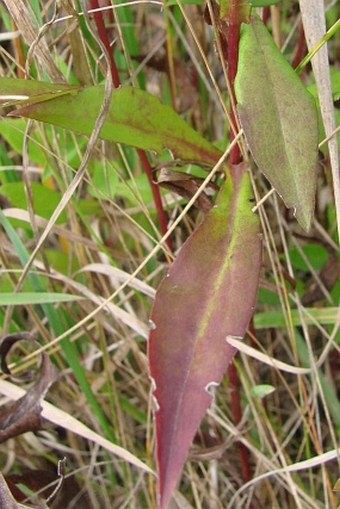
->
[[2, 0, 63, 80], [0, 379, 152, 474], [226, 336, 313, 375], [299, 0, 340, 240]]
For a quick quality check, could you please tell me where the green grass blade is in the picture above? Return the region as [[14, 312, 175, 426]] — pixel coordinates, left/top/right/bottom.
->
[[0, 293, 84, 305], [0, 210, 115, 441], [254, 307, 339, 329]]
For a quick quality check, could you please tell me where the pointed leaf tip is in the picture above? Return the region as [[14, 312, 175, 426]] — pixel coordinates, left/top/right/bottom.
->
[[235, 15, 319, 231], [0, 78, 222, 167], [148, 165, 262, 508]]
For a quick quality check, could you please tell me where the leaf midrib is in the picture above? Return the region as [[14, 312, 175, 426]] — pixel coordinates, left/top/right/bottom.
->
[[161, 180, 240, 476]]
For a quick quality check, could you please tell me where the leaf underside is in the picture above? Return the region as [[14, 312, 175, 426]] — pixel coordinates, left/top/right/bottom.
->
[[148, 165, 262, 509], [0, 78, 222, 166], [235, 15, 319, 231]]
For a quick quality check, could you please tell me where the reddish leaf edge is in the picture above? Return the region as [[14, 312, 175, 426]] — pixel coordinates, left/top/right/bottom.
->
[[0, 78, 223, 167]]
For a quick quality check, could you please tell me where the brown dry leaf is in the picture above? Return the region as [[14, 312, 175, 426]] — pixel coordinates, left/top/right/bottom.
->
[[134, 53, 199, 112], [5, 468, 93, 509], [157, 168, 217, 212], [0, 332, 58, 443], [0, 472, 38, 509], [61, 1, 92, 86], [0, 378, 153, 473], [0, 332, 36, 375], [173, 60, 198, 113]]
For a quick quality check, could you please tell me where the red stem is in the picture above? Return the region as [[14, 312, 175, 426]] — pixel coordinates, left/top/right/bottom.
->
[[90, 0, 120, 87], [88, 0, 173, 251], [137, 149, 170, 239], [262, 7, 270, 24], [227, 362, 252, 482], [223, 0, 252, 484], [226, 4, 242, 165], [293, 22, 306, 70]]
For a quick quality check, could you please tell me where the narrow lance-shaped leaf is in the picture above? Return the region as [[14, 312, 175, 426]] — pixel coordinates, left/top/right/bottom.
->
[[235, 15, 319, 231], [148, 165, 262, 509], [0, 78, 222, 166]]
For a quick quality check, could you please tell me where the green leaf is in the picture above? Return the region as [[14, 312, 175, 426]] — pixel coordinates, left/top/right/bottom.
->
[[0, 118, 85, 169], [0, 78, 222, 166], [116, 174, 153, 205], [0, 209, 115, 442], [148, 164, 262, 508], [248, 0, 280, 6], [166, 0, 202, 6], [89, 162, 119, 199], [0, 79, 79, 107], [0, 182, 68, 223], [307, 69, 340, 103], [235, 16, 319, 231], [0, 118, 46, 165], [0, 293, 83, 306], [254, 307, 339, 329], [296, 332, 340, 426], [287, 244, 328, 271], [250, 384, 276, 398]]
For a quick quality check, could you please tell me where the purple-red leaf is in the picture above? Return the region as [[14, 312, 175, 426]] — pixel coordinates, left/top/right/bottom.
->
[[0, 473, 33, 509], [148, 165, 262, 508]]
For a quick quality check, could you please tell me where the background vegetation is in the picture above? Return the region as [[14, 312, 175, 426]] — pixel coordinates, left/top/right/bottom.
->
[[0, 0, 339, 508]]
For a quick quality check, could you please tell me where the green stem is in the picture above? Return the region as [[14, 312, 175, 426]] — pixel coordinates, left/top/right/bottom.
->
[[295, 18, 340, 74]]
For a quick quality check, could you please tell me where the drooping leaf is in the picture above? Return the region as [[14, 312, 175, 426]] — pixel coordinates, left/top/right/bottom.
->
[[0, 78, 223, 166], [148, 165, 262, 509], [235, 15, 319, 231]]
